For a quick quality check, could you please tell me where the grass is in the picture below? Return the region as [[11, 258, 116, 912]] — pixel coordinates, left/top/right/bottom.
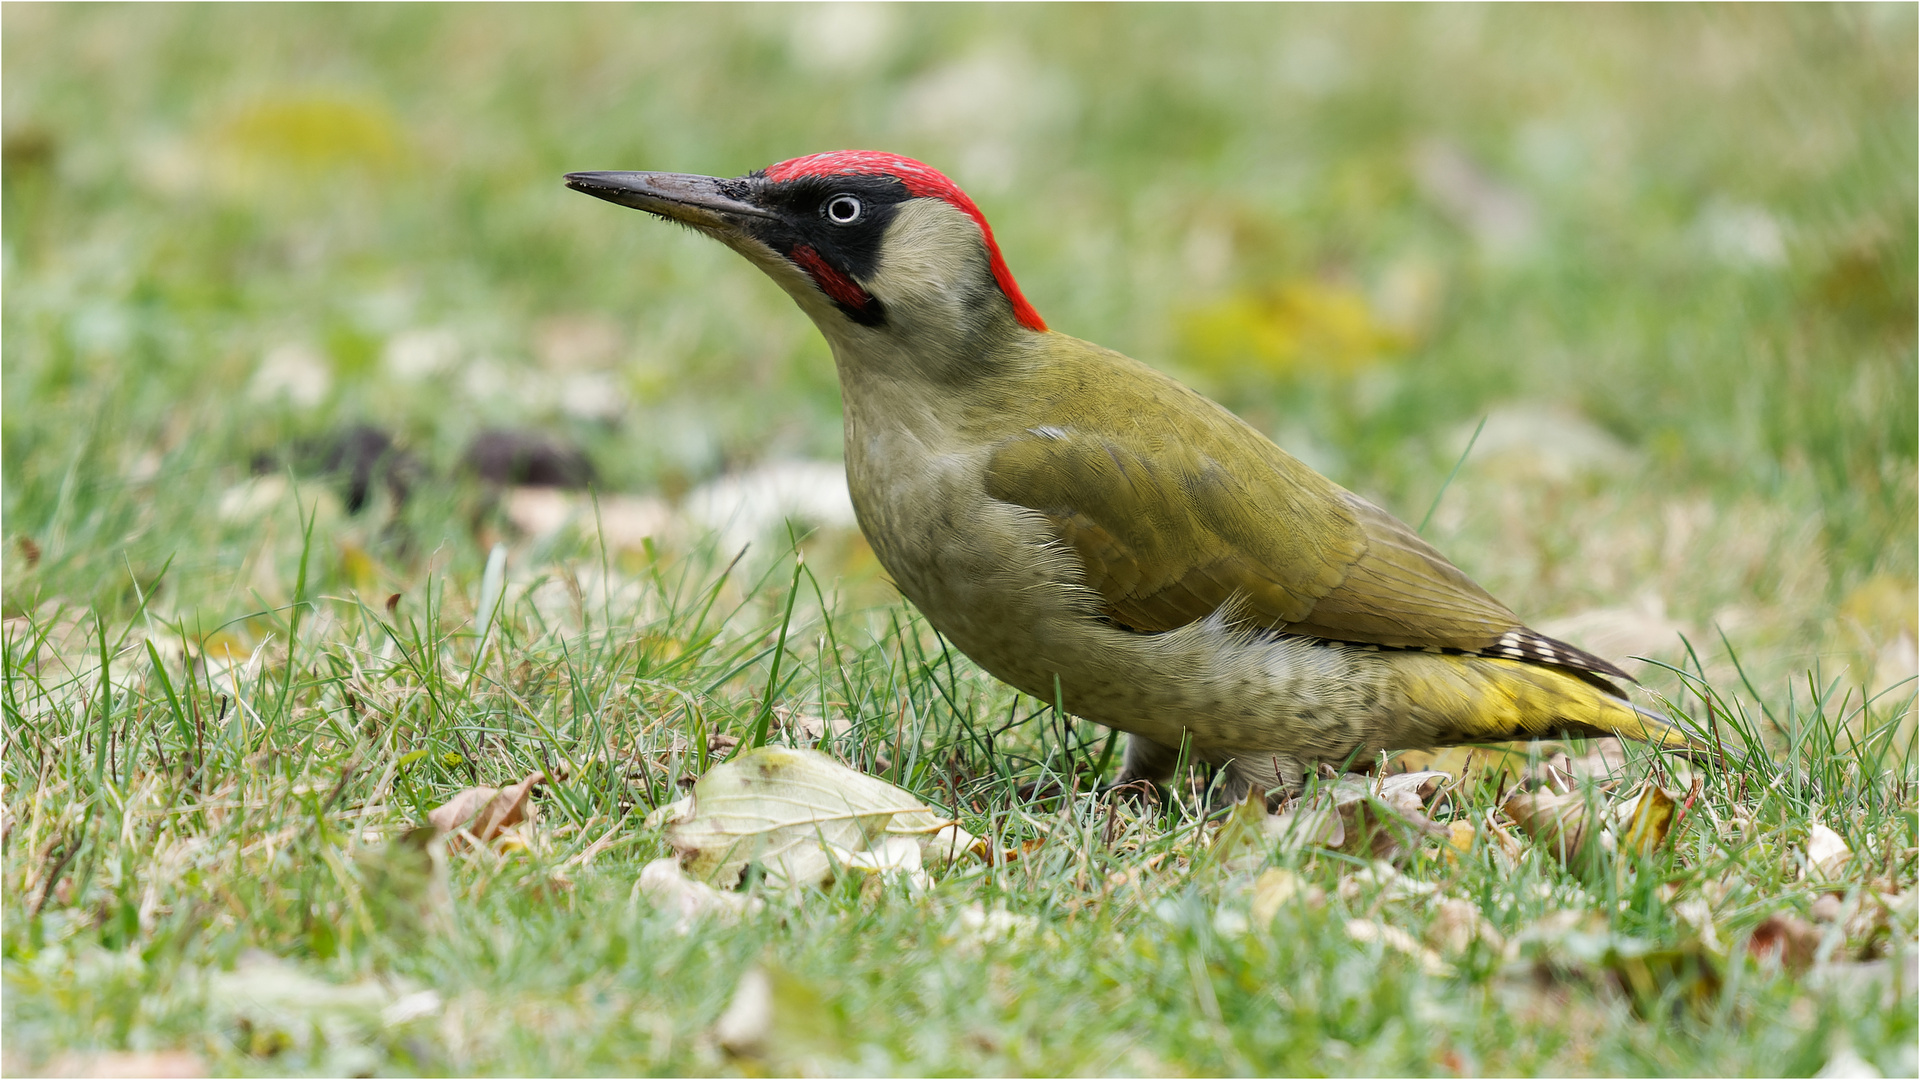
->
[[3, 5, 1916, 1075]]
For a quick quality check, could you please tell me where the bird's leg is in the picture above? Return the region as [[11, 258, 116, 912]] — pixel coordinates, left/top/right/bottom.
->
[[1115, 734, 1181, 787], [1094, 733, 1182, 805], [1216, 753, 1306, 811]]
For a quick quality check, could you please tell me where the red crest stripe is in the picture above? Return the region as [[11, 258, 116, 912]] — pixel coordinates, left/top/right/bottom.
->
[[766, 151, 1048, 333]]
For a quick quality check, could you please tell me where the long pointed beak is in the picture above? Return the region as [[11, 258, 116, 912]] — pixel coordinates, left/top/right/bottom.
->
[[563, 171, 775, 230]]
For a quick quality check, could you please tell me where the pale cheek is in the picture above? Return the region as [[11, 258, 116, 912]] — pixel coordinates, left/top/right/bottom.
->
[[873, 201, 993, 309], [730, 242, 842, 312]]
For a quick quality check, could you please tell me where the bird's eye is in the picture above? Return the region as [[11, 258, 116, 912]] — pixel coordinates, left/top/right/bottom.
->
[[825, 194, 863, 225]]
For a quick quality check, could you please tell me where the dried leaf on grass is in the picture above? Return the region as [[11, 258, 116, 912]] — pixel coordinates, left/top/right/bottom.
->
[[663, 746, 978, 889], [1503, 780, 1685, 866], [1502, 789, 1600, 862], [427, 771, 542, 846], [1218, 770, 1452, 865], [637, 857, 764, 932], [1429, 897, 1506, 956], [1748, 912, 1824, 972], [1250, 868, 1323, 926], [1347, 918, 1453, 976], [1806, 823, 1853, 880], [1619, 781, 1680, 855]]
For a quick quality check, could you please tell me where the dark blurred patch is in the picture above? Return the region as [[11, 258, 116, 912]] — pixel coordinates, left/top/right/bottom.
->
[[461, 429, 595, 488], [2, 126, 56, 177], [254, 424, 424, 514], [1814, 228, 1918, 341]]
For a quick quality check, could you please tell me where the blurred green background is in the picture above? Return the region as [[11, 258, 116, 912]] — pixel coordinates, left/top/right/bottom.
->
[[4, 3, 1915, 690]]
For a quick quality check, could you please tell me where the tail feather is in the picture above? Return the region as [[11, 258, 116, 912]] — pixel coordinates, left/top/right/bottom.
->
[[1410, 654, 1734, 763]]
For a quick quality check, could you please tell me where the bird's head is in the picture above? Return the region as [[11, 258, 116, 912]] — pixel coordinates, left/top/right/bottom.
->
[[566, 151, 1046, 379]]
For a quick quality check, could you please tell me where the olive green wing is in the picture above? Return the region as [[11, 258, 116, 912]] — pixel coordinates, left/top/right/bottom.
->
[[982, 423, 1626, 679], [983, 424, 1359, 631]]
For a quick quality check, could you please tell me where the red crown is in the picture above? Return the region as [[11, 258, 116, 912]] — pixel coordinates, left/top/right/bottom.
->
[[766, 151, 1047, 333]]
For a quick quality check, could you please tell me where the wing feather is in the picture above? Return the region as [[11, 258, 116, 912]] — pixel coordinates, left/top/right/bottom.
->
[[983, 422, 1627, 681]]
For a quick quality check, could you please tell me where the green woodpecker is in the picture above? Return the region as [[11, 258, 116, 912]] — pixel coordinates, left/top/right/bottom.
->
[[567, 151, 1702, 801]]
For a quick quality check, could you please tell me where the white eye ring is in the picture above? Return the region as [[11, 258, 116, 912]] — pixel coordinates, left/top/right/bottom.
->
[[825, 194, 862, 225]]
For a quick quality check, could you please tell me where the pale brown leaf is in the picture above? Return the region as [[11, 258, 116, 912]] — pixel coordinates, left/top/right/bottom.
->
[[1806, 823, 1853, 880], [1502, 788, 1596, 862], [667, 746, 971, 888], [1346, 918, 1452, 976], [1748, 912, 1823, 972], [1227, 771, 1451, 864], [1429, 897, 1504, 956], [638, 857, 763, 932], [427, 771, 542, 844]]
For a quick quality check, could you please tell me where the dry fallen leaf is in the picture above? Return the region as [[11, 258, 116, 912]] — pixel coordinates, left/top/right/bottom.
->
[[1446, 821, 1476, 854], [1250, 868, 1305, 927], [1221, 771, 1451, 865], [1347, 918, 1453, 976], [1504, 780, 1683, 867], [1618, 782, 1680, 858], [1502, 788, 1598, 863], [1806, 823, 1853, 881], [1748, 912, 1823, 972], [1429, 897, 1504, 956], [667, 746, 977, 888], [427, 771, 542, 845], [638, 857, 764, 932], [714, 966, 774, 1058]]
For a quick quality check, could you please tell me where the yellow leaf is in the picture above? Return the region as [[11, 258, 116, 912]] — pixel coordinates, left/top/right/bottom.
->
[[1447, 821, 1476, 853], [1250, 868, 1303, 927], [1618, 782, 1679, 858], [1178, 278, 1403, 383], [337, 541, 381, 594]]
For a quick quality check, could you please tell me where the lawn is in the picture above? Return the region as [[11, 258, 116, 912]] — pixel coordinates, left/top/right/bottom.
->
[[3, 5, 1916, 1075]]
